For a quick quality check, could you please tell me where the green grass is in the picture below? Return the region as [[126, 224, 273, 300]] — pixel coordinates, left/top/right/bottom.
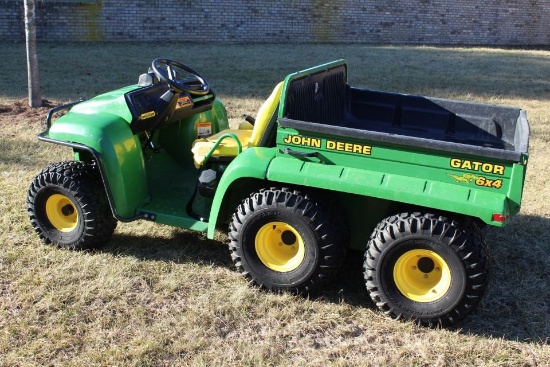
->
[[1, 43, 549, 366]]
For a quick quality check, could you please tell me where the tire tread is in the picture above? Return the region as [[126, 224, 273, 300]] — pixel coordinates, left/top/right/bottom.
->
[[27, 161, 117, 249], [363, 212, 488, 327]]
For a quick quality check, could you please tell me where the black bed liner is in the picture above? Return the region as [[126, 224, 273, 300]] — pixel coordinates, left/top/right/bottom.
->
[[281, 65, 529, 162]]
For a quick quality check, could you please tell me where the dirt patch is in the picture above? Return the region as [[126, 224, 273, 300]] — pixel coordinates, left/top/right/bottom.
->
[[0, 98, 58, 118], [0, 98, 62, 129]]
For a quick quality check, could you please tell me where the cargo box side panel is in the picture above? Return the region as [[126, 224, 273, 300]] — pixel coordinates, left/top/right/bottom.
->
[[274, 123, 520, 226]]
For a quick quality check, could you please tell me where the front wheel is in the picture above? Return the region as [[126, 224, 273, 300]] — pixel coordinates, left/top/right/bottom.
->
[[229, 187, 346, 293], [27, 161, 117, 250], [363, 212, 488, 327]]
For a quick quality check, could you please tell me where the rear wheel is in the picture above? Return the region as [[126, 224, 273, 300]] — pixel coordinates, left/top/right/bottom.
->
[[229, 187, 346, 293], [363, 212, 488, 327], [27, 161, 117, 250]]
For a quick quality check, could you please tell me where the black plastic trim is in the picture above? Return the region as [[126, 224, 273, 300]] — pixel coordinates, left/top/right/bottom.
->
[[283, 147, 318, 158], [125, 83, 216, 135], [45, 100, 84, 129]]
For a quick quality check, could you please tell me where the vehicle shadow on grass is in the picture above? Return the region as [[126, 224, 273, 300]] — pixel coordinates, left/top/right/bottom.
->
[[101, 227, 375, 309], [309, 250, 374, 309], [102, 228, 234, 269], [317, 214, 550, 344], [455, 214, 550, 343], [99, 214, 549, 344], [287, 215, 550, 344]]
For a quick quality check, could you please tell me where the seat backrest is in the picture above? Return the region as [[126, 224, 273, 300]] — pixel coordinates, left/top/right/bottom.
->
[[248, 81, 284, 147]]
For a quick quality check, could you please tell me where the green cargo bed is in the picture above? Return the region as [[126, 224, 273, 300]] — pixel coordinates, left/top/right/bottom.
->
[[279, 61, 528, 162], [273, 60, 529, 227]]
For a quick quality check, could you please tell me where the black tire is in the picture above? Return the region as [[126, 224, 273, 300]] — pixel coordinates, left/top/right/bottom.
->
[[363, 212, 488, 327], [27, 161, 117, 250], [229, 187, 346, 293]]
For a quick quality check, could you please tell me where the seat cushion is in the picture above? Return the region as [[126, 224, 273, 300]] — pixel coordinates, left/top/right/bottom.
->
[[191, 129, 252, 168], [191, 81, 283, 168]]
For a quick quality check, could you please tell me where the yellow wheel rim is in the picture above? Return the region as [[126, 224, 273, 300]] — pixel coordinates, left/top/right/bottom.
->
[[255, 221, 305, 272], [45, 194, 78, 232], [393, 249, 451, 302]]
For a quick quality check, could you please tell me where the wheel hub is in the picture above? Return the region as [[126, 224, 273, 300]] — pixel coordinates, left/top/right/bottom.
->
[[45, 194, 78, 232], [61, 204, 75, 216], [281, 230, 297, 246], [417, 257, 435, 273], [393, 249, 451, 303], [255, 222, 305, 272]]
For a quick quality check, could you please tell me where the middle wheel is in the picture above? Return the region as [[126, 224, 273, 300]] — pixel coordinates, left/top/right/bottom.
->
[[229, 187, 346, 293]]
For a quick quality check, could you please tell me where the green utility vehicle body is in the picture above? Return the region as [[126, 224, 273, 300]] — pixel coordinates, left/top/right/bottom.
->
[[41, 60, 528, 247], [31, 59, 529, 327], [273, 61, 528, 248], [41, 85, 229, 230]]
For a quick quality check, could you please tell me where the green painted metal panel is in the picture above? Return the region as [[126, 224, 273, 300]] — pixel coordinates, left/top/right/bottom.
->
[[136, 152, 208, 230], [70, 85, 136, 123], [158, 98, 229, 168], [47, 110, 149, 218], [206, 147, 276, 238], [46, 85, 147, 219], [272, 121, 524, 226], [44, 84, 228, 221], [266, 155, 510, 226], [506, 162, 527, 217]]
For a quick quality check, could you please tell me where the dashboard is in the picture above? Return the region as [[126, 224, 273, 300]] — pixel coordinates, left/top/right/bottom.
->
[[125, 83, 215, 135]]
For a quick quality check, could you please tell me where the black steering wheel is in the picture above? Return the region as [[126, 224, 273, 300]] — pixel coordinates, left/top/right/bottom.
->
[[151, 58, 210, 96]]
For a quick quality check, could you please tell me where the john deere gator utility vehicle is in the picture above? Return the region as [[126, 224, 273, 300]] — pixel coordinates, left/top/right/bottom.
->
[[27, 59, 529, 327]]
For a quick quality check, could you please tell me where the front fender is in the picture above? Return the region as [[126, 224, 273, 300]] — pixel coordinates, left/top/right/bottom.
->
[[42, 111, 148, 219], [206, 147, 276, 238]]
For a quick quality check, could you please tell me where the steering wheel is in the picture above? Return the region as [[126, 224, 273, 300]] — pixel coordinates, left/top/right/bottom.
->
[[151, 58, 210, 96]]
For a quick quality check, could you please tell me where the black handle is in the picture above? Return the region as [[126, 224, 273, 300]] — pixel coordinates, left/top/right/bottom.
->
[[283, 147, 319, 158]]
